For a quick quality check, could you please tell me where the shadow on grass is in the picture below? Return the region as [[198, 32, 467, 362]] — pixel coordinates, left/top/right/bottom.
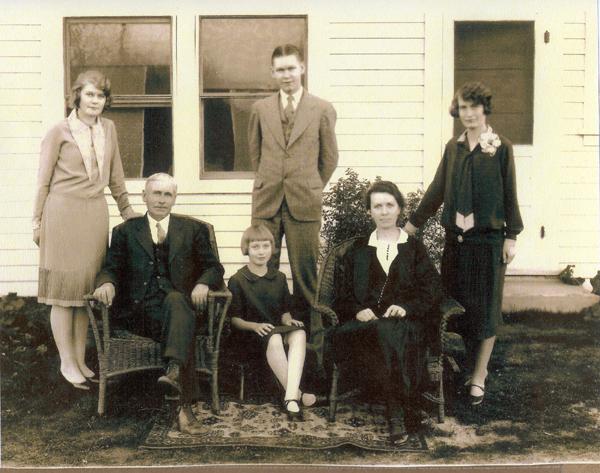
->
[[443, 307, 600, 453]]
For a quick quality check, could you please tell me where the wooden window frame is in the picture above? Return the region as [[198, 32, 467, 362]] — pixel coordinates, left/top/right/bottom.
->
[[64, 16, 173, 108], [198, 15, 308, 179], [63, 16, 173, 179]]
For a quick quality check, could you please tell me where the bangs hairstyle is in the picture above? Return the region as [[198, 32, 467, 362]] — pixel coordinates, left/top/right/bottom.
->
[[271, 44, 304, 64], [364, 180, 405, 210], [69, 70, 112, 110], [241, 224, 275, 255], [449, 81, 492, 118]]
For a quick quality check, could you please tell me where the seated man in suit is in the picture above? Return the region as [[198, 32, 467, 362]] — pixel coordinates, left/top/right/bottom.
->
[[93, 173, 224, 435]]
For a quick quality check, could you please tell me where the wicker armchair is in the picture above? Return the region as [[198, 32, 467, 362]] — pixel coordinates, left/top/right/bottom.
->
[[312, 237, 464, 423], [85, 219, 231, 416]]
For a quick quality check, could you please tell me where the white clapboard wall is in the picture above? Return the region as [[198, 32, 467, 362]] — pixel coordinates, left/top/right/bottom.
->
[[557, 13, 599, 277], [0, 1, 598, 297]]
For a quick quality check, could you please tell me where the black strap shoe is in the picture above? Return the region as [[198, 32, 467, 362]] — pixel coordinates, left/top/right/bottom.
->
[[158, 360, 182, 395], [283, 399, 304, 422]]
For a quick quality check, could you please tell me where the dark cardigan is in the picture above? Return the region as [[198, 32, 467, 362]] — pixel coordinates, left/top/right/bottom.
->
[[409, 134, 524, 239], [333, 236, 444, 325]]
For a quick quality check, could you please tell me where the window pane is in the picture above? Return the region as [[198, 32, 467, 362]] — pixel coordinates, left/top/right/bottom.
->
[[454, 22, 534, 144], [200, 17, 306, 92], [68, 21, 171, 94], [102, 107, 173, 178], [203, 97, 260, 172]]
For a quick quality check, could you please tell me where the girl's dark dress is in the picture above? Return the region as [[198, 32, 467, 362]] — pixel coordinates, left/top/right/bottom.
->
[[331, 234, 444, 417], [226, 266, 303, 361], [409, 131, 523, 341]]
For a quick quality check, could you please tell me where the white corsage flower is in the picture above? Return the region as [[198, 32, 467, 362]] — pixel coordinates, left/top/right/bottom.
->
[[478, 127, 501, 156]]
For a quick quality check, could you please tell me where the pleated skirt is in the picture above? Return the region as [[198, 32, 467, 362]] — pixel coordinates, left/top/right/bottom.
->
[[441, 229, 506, 340], [38, 193, 109, 307]]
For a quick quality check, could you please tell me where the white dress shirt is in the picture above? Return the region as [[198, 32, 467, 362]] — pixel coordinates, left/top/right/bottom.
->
[[147, 213, 170, 244], [280, 86, 304, 111]]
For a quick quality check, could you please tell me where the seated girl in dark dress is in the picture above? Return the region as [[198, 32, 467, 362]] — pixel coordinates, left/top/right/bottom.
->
[[331, 181, 444, 444], [227, 224, 316, 421]]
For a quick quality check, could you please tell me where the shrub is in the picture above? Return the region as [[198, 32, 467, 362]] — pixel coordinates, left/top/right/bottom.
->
[[321, 168, 444, 269], [0, 294, 58, 400], [401, 188, 445, 270], [320, 168, 373, 259]]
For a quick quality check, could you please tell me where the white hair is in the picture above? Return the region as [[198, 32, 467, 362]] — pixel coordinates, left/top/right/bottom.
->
[[145, 173, 177, 194]]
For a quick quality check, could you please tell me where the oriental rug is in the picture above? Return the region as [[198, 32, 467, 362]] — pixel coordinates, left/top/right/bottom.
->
[[142, 399, 427, 452]]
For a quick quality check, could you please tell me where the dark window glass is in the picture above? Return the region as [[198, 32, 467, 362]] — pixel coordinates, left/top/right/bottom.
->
[[199, 16, 307, 175], [454, 22, 534, 144], [102, 108, 173, 177], [203, 98, 255, 172], [65, 18, 173, 178]]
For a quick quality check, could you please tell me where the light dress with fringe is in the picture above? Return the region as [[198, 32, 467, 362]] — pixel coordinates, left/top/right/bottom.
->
[[33, 113, 132, 307]]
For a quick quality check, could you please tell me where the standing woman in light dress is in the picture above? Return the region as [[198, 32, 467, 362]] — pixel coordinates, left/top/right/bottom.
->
[[33, 70, 137, 389], [405, 81, 523, 406]]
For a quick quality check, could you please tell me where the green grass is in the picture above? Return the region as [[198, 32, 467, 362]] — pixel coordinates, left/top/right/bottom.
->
[[1, 298, 599, 466]]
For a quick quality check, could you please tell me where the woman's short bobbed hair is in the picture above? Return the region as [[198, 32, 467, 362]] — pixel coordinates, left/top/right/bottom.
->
[[364, 180, 406, 211], [69, 70, 112, 110], [240, 224, 275, 256], [449, 81, 492, 118]]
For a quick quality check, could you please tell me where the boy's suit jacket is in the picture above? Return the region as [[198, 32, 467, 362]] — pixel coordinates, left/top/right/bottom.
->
[[248, 91, 338, 221]]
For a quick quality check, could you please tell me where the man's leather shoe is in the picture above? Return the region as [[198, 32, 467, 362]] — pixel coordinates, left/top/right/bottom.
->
[[389, 416, 409, 445], [158, 361, 182, 395], [178, 406, 204, 436]]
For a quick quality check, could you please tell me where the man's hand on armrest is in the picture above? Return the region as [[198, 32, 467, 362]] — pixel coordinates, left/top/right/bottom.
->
[[93, 283, 116, 307], [191, 283, 210, 311]]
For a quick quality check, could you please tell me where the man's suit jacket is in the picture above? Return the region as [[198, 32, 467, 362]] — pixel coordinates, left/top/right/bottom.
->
[[95, 214, 224, 317], [248, 91, 338, 222]]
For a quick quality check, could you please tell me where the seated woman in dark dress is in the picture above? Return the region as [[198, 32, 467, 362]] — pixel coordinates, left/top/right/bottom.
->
[[331, 181, 444, 445]]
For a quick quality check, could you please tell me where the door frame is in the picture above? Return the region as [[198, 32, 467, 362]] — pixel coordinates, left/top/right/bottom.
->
[[438, 10, 562, 275]]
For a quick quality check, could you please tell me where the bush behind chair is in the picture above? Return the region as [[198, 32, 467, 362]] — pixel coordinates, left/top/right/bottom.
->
[[321, 168, 444, 269]]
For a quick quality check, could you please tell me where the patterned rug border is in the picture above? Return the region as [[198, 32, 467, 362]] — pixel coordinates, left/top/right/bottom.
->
[[141, 402, 428, 453]]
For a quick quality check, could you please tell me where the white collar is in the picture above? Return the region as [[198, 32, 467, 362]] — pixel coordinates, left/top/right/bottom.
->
[[367, 228, 408, 247], [147, 213, 170, 233], [457, 124, 492, 143], [280, 86, 303, 109], [67, 109, 106, 181]]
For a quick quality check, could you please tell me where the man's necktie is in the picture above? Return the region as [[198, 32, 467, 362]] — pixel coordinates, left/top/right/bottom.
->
[[156, 222, 166, 244], [284, 95, 294, 143], [284, 95, 295, 122]]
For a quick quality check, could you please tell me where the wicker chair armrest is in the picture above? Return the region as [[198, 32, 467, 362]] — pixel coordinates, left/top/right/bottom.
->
[[83, 294, 104, 316], [313, 303, 339, 327], [439, 297, 465, 322], [207, 288, 232, 301], [83, 294, 111, 356], [205, 286, 232, 354]]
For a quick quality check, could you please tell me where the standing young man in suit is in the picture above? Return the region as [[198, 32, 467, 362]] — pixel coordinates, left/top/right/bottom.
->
[[248, 44, 339, 324], [93, 173, 224, 435]]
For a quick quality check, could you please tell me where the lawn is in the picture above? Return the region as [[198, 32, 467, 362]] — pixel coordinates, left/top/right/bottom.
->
[[1, 295, 599, 467]]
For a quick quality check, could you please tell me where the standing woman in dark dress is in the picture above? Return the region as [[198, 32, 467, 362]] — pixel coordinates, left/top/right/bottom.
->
[[405, 81, 523, 406], [332, 181, 444, 445]]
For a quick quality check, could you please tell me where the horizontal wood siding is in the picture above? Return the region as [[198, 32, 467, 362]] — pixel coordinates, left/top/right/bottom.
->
[[329, 16, 426, 196], [558, 17, 600, 277], [1, 6, 599, 294], [0, 22, 42, 296]]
